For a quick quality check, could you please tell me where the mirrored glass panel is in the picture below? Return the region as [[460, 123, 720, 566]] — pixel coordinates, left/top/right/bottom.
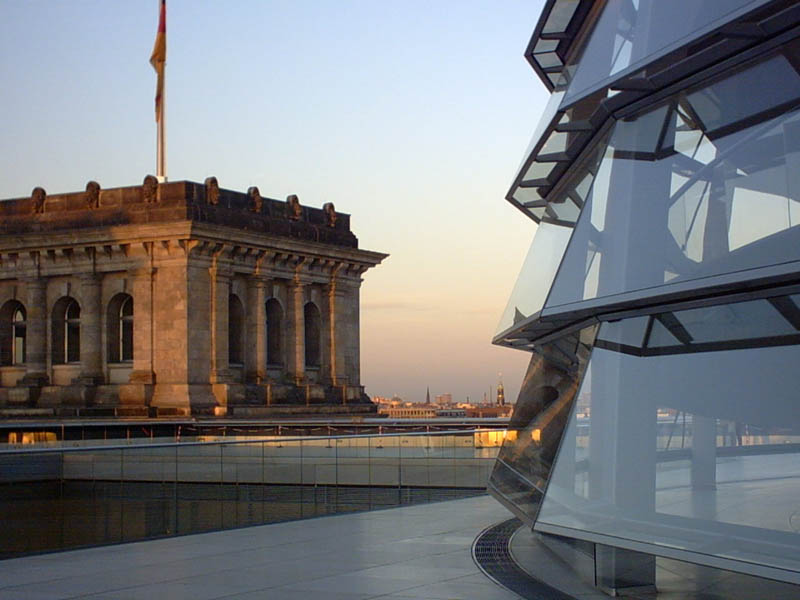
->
[[546, 53, 800, 311], [488, 326, 596, 525], [561, 0, 763, 104], [537, 305, 800, 581]]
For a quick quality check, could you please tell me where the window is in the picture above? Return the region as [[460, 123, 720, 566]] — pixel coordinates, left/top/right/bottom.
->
[[266, 298, 283, 366], [52, 297, 80, 364], [228, 294, 244, 365], [304, 302, 322, 368], [107, 294, 133, 363], [0, 300, 26, 366]]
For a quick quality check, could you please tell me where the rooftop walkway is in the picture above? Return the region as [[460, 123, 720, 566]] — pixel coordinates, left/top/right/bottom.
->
[[0, 495, 528, 600]]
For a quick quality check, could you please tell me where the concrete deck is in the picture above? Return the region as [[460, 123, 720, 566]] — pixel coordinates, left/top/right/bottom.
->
[[0, 495, 525, 600]]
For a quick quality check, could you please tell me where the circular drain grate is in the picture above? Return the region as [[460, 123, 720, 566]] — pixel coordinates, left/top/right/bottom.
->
[[472, 518, 576, 600]]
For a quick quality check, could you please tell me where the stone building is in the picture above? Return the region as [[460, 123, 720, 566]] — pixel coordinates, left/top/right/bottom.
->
[[0, 178, 386, 417]]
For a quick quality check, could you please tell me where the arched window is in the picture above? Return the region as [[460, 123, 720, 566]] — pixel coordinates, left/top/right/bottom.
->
[[52, 297, 80, 364], [266, 298, 283, 366], [228, 294, 244, 365], [107, 294, 133, 363], [0, 300, 26, 366], [304, 302, 321, 368]]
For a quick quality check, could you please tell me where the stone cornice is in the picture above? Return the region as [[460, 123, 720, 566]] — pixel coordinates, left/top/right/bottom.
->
[[0, 218, 386, 269], [0, 220, 386, 283], [0, 180, 359, 249]]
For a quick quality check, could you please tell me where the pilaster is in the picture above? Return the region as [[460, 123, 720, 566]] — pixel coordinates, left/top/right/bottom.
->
[[21, 277, 48, 386], [326, 280, 350, 386], [210, 267, 232, 383], [344, 280, 362, 386], [245, 276, 267, 383], [77, 273, 104, 384], [129, 267, 155, 384], [286, 279, 306, 384]]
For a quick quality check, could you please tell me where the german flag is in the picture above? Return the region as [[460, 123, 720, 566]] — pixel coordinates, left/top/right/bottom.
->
[[150, 0, 166, 122]]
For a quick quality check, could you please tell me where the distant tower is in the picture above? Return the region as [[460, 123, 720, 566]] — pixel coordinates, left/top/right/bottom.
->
[[426, 386, 430, 404], [496, 374, 505, 406]]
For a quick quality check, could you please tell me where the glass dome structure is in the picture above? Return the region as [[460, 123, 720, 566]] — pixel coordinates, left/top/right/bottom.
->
[[491, 0, 800, 594]]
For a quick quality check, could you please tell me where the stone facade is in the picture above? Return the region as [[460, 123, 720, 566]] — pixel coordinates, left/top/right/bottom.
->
[[0, 179, 386, 417]]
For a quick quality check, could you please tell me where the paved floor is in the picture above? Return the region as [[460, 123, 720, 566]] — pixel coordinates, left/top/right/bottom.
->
[[510, 526, 800, 600], [0, 495, 526, 600]]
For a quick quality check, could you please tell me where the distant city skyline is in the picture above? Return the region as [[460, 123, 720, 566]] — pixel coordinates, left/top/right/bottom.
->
[[0, 0, 547, 403]]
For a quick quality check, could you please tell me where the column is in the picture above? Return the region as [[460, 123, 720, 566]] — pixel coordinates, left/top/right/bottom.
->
[[589, 349, 657, 594], [22, 278, 48, 386], [286, 280, 306, 384], [129, 268, 155, 384], [209, 268, 231, 383], [245, 276, 267, 383], [691, 415, 717, 489], [78, 273, 103, 384]]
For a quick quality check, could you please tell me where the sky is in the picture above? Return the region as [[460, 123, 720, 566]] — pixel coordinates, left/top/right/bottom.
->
[[0, 0, 550, 404]]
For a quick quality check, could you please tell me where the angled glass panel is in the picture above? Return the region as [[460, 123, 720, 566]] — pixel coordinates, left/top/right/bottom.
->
[[524, 160, 557, 181], [542, 0, 580, 35], [688, 56, 800, 134], [546, 53, 800, 312], [545, 198, 581, 225], [495, 223, 573, 336], [611, 104, 671, 156], [536, 52, 563, 69], [536, 308, 800, 582], [560, 0, 764, 104], [674, 299, 798, 344], [488, 326, 597, 525], [595, 315, 649, 349], [597, 295, 800, 355], [646, 317, 682, 348], [535, 39, 560, 54], [542, 129, 612, 228], [513, 186, 544, 204], [513, 91, 565, 183], [540, 130, 570, 155]]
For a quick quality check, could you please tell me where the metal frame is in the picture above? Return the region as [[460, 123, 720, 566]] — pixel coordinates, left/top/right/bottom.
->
[[508, 0, 800, 225], [497, 27, 800, 349]]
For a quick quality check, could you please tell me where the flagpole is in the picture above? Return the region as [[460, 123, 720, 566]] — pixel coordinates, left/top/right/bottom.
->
[[151, 0, 167, 182], [158, 71, 166, 181]]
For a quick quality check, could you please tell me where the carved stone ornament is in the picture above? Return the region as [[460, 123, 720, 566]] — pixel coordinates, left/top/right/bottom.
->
[[323, 202, 337, 227], [248, 186, 262, 213], [286, 194, 302, 220], [142, 175, 159, 203], [205, 176, 220, 205], [31, 187, 46, 214], [85, 181, 101, 209]]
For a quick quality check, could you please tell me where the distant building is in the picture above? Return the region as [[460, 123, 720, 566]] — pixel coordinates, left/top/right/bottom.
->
[[0, 179, 385, 417], [434, 393, 452, 405], [466, 405, 512, 419], [435, 408, 466, 418], [377, 404, 438, 419]]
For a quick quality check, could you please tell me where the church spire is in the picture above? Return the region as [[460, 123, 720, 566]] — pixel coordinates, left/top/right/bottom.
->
[[496, 373, 505, 406], [426, 386, 430, 404]]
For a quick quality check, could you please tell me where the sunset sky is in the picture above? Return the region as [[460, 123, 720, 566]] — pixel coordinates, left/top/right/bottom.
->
[[0, 0, 549, 403]]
